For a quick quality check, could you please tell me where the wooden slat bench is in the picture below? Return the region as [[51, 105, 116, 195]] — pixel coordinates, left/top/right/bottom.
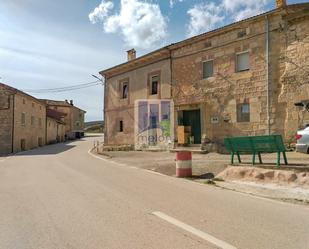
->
[[224, 135, 288, 166]]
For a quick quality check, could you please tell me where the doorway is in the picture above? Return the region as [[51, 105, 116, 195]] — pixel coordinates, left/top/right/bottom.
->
[[181, 109, 201, 144], [20, 139, 26, 151]]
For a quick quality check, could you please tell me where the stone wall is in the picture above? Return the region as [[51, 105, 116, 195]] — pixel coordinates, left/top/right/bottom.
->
[[104, 58, 172, 146], [46, 118, 65, 144], [171, 14, 284, 144], [278, 10, 309, 142], [13, 92, 46, 152], [0, 86, 14, 155]]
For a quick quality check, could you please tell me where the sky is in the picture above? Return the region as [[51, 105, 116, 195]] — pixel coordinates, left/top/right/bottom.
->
[[0, 0, 307, 121]]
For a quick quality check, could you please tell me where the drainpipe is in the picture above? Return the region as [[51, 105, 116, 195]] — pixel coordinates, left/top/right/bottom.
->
[[11, 94, 15, 153], [265, 15, 271, 135], [103, 75, 107, 145]]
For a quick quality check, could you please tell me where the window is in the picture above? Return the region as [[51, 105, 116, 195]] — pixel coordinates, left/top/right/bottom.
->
[[237, 103, 250, 122], [76, 121, 80, 127], [236, 52, 249, 72], [122, 83, 128, 99], [21, 113, 26, 126], [151, 76, 159, 95], [38, 118, 42, 127], [22, 99, 26, 104], [32, 103, 35, 108], [119, 120, 123, 132], [31, 116, 35, 126], [203, 60, 213, 79]]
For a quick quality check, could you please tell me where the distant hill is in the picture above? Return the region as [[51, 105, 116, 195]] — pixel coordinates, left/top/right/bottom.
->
[[85, 121, 104, 133]]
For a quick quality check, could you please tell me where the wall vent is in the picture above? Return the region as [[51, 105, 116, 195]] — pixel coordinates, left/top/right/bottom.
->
[[204, 41, 212, 48]]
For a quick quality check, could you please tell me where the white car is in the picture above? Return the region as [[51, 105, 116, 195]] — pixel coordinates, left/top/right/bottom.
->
[[296, 126, 309, 154]]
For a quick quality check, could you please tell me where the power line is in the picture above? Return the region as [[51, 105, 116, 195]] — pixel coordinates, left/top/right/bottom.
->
[[22, 80, 102, 94]]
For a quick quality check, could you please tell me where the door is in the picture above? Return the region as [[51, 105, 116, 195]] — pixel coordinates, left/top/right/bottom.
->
[[183, 109, 201, 144], [20, 139, 26, 151]]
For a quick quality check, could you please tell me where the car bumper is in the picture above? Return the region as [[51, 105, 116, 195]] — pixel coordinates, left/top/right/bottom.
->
[[296, 144, 308, 153]]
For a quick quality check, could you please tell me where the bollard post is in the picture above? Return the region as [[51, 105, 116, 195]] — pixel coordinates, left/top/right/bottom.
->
[[176, 151, 192, 177]]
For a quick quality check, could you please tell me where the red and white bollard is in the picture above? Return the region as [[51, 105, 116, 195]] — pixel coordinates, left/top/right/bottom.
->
[[176, 151, 192, 177]]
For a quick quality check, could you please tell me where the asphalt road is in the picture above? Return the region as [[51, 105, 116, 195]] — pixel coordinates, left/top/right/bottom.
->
[[0, 135, 308, 249]]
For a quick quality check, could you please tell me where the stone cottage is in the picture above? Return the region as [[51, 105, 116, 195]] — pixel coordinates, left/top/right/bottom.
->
[[0, 83, 46, 155], [46, 108, 66, 144], [41, 99, 86, 139]]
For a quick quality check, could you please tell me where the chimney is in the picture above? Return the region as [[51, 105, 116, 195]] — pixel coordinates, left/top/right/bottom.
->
[[70, 100, 73, 106], [127, 49, 136, 61], [276, 0, 286, 8]]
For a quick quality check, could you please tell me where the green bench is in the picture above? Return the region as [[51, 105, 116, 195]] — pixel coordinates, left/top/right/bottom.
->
[[224, 135, 288, 166]]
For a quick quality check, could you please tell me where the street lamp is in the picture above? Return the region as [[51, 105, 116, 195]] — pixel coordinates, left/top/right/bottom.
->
[[92, 74, 104, 85]]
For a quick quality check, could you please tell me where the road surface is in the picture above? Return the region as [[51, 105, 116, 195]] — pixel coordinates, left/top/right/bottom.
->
[[0, 135, 308, 249]]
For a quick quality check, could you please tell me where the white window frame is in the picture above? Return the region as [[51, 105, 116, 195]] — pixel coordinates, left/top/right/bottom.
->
[[236, 51, 250, 72], [202, 59, 214, 79]]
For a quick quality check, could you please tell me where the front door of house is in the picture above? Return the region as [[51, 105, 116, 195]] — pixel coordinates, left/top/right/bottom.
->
[[183, 109, 201, 144]]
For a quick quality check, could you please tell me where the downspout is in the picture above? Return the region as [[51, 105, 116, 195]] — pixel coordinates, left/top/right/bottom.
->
[[169, 48, 176, 148], [103, 75, 107, 145], [11, 94, 15, 153], [265, 15, 271, 135]]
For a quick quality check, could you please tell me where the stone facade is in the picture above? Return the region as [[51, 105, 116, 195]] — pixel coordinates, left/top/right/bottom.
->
[[46, 117, 65, 144], [171, 4, 309, 149], [12, 91, 46, 152], [46, 108, 66, 144], [101, 48, 172, 148], [100, 3, 309, 151], [0, 83, 46, 154], [42, 100, 86, 139], [278, 6, 309, 143], [0, 85, 15, 155]]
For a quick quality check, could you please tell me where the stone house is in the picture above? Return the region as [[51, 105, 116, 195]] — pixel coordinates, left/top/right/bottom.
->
[[100, 1, 309, 151], [42, 99, 86, 139], [46, 108, 66, 144], [100, 48, 173, 149], [170, 1, 309, 150], [0, 83, 46, 155]]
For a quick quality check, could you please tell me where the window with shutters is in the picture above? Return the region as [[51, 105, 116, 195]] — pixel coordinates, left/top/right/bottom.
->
[[202, 60, 214, 79], [150, 76, 159, 95], [237, 103, 250, 122], [119, 79, 129, 100], [122, 82, 128, 99], [236, 52, 249, 72], [31, 116, 35, 126], [148, 72, 160, 97], [21, 113, 26, 126]]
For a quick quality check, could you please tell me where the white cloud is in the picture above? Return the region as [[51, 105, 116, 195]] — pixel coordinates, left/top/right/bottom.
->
[[187, 0, 270, 36], [187, 3, 224, 37], [89, 0, 114, 24], [89, 0, 168, 49], [222, 0, 269, 21], [169, 0, 184, 8]]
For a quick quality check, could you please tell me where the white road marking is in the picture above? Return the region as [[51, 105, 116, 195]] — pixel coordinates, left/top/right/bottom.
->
[[152, 211, 238, 249]]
